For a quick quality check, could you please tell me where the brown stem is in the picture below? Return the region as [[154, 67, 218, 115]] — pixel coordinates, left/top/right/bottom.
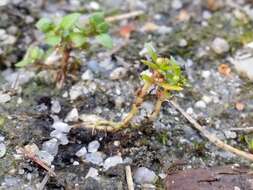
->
[[149, 90, 167, 121], [120, 82, 151, 127], [150, 99, 163, 121], [56, 47, 70, 88], [170, 100, 253, 162]]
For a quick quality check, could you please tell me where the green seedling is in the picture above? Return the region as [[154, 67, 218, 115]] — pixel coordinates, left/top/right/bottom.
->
[[80, 43, 186, 131], [119, 43, 186, 127], [245, 135, 253, 153], [157, 131, 169, 145], [16, 12, 112, 88]]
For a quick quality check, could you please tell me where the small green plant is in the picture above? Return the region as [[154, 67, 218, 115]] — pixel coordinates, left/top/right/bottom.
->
[[80, 43, 186, 131], [157, 131, 169, 145], [16, 12, 112, 88], [119, 43, 186, 127], [245, 135, 253, 153]]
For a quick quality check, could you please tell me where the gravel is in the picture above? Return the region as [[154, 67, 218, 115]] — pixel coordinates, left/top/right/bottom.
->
[[2, 69, 35, 85], [50, 130, 69, 145], [194, 100, 207, 109], [109, 67, 128, 80], [85, 167, 99, 179], [0, 0, 9, 6], [211, 37, 230, 54], [81, 69, 94, 81], [230, 46, 253, 81], [0, 93, 11, 104], [0, 143, 6, 158], [75, 146, 87, 157], [69, 84, 85, 100], [103, 155, 123, 171], [51, 100, 61, 114], [85, 152, 105, 166], [42, 138, 59, 156], [65, 108, 79, 122], [133, 167, 158, 184], [52, 121, 71, 133], [88, 140, 100, 153]]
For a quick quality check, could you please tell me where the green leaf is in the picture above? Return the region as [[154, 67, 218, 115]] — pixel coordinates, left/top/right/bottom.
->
[[141, 74, 153, 83], [30, 47, 44, 60], [89, 12, 105, 25], [15, 59, 32, 67], [96, 34, 113, 48], [158, 82, 183, 91], [60, 13, 81, 30], [145, 43, 157, 62], [45, 33, 61, 46], [141, 60, 159, 70], [96, 22, 109, 33], [36, 18, 54, 33], [69, 32, 87, 47]]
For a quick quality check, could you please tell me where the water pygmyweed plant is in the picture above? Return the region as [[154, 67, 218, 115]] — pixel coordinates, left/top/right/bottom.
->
[[120, 43, 186, 127], [78, 43, 186, 131], [245, 135, 253, 153], [16, 12, 112, 88]]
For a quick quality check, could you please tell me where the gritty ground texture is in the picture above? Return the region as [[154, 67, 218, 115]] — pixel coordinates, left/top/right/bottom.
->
[[1, 0, 253, 189]]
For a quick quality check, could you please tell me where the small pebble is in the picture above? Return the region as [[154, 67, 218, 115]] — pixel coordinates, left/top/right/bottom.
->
[[0, 0, 9, 6], [62, 91, 68, 98], [211, 37, 230, 54], [231, 51, 253, 81], [103, 155, 123, 170], [51, 100, 61, 114], [85, 152, 105, 165], [75, 147, 87, 157], [133, 167, 158, 184], [42, 138, 59, 156], [69, 85, 84, 100], [73, 161, 80, 166], [110, 67, 128, 80], [50, 131, 69, 145], [113, 141, 120, 147], [0, 93, 11, 104], [203, 10, 212, 20], [224, 130, 237, 139], [157, 26, 172, 34], [194, 100, 206, 109], [186, 107, 194, 115], [65, 108, 79, 122], [201, 70, 211, 78], [88, 1, 100, 10], [171, 0, 182, 10], [0, 143, 6, 158], [17, 97, 23, 104], [52, 121, 71, 133], [85, 167, 99, 179], [202, 95, 212, 104], [81, 70, 94, 81], [179, 39, 188, 47], [88, 140, 100, 153], [0, 135, 4, 142], [115, 96, 124, 108]]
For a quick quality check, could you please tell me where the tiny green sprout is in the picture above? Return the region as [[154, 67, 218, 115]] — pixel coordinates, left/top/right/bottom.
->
[[16, 12, 112, 88], [245, 135, 253, 153], [80, 43, 186, 132], [119, 43, 186, 127], [157, 131, 169, 145]]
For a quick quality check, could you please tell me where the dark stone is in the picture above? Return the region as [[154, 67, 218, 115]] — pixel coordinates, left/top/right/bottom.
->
[[105, 164, 126, 179], [80, 177, 102, 190]]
